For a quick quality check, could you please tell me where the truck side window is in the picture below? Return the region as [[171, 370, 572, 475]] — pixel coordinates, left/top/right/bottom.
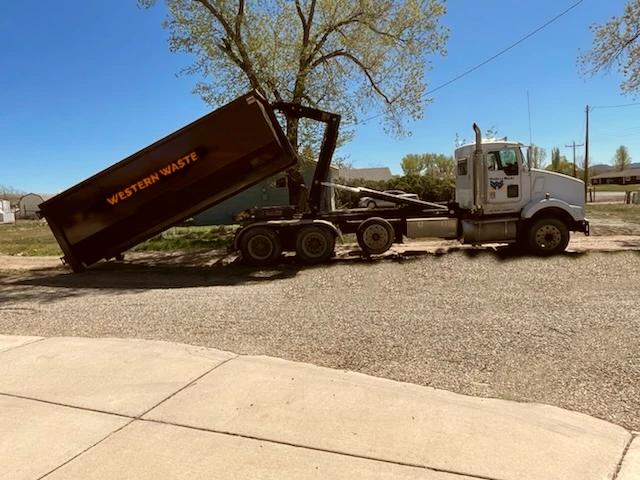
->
[[488, 149, 518, 175], [457, 159, 468, 175], [500, 150, 518, 176]]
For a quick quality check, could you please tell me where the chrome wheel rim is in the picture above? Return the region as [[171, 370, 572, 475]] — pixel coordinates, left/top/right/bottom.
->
[[534, 224, 562, 250], [363, 224, 390, 250]]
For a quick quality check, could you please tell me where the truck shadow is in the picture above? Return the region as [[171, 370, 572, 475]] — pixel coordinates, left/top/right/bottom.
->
[[0, 261, 303, 305], [0, 245, 601, 306], [7, 262, 301, 289]]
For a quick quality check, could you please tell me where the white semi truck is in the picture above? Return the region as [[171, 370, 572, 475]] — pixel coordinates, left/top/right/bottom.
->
[[233, 111, 589, 265], [39, 90, 588, 272]]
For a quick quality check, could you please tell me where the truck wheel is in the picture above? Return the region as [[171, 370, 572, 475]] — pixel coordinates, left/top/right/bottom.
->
[[239, 227, 281, 266], [357, 217, 394, 255], [295, 225, 335, 264], [527, 217, 569, 256]]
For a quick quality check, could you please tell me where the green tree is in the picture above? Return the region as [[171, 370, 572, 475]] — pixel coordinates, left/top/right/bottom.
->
[[613, 145, 632, 171], [579, 1, 640, 95], [400, 153, 454, 178], [546, 147, 573, 176], [529, 145, 547, 169], [400, 154, 425, 176], [139, 0, 448, 148], [423, 153, 454, 178]]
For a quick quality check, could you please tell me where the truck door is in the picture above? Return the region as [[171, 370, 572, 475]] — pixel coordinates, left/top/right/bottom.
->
[[485, 147, 521, 206]]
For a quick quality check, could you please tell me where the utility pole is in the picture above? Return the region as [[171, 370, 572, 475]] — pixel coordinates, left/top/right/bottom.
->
[[565, 141, 584, 177], [584, 105, 590, 202]]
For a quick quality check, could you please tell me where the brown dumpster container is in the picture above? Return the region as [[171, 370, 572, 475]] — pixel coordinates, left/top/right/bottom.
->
[[38, 91, 297, 271]]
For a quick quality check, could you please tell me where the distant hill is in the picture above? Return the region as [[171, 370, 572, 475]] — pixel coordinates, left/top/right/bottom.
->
[[591, 164, 613, 175], [590, 163, 640, 174]]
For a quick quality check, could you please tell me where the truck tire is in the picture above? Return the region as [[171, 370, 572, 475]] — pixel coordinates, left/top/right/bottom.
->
[[527, 217, 569, 256], [357, 217, 394, 255], [239, 227, 281, 266], [295, 225, 335, 264]]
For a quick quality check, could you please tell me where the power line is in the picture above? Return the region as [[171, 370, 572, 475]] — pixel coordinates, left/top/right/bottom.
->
[[351, 0, 586, 127], [591, 102, 640, 110]]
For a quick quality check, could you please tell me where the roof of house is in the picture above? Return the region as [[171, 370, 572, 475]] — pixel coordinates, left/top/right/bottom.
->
[[591, 168, 640, 179], [339, 167, 393, 182]]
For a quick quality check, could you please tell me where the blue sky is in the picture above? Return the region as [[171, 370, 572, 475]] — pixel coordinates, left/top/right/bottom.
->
[[1, 0, 639, 194]]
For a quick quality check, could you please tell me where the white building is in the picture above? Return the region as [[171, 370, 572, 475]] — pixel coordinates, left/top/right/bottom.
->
[[0, 199, 15, 223]]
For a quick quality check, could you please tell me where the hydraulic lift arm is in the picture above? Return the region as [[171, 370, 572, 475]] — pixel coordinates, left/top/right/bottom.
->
[[273, 102, 341, 216]]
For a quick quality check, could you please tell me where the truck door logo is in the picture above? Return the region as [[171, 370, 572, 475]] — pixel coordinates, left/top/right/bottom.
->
[[490, 179, 504, 190]]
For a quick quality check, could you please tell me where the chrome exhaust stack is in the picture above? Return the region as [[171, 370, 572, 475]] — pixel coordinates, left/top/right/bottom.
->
[[472, 123, 483, 213]]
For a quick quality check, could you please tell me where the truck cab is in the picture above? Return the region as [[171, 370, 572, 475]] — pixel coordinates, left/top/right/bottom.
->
[[453, 126, 589, 254]]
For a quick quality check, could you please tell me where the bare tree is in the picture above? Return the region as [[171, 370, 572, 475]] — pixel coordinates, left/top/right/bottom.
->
[[0, 185, 25, 205]]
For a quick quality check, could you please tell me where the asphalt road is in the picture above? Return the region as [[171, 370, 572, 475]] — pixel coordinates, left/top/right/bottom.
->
[[1, 249, 639, 431]]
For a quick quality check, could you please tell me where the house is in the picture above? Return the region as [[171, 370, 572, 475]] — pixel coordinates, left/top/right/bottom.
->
[[590, 168, 640, 186], [193, 162, 339, 226], [338, 167, 393, 182], [17, 193, 54, 219]]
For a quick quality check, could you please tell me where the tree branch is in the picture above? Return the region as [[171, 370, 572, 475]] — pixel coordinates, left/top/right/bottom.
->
[[311, 50, 392, 104], [235, 0, 245, 38], [295, 0, 308, 36], [310, 10, 365, 63], [192, 0, 266, 97]]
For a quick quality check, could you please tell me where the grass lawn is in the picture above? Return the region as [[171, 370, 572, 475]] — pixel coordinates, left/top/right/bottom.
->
[[131, 225, 236, 252], [0, 220, 237, 257], [585, 203, 640, 224], [0, 220, 63, 256], [589, 184, 640, 192]]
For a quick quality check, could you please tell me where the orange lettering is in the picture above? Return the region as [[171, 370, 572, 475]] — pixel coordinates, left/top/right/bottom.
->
[[149, 172, 159, 182], [143, 177, 152, 187], [107, 194, 118, 205], [171, 162, 180, 172], [137, 180, 146, 190], [160, 166, 172, 176], [190, 152, 197, 162], [118, 191, 126, 200], [178, 159, 185, 168]]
